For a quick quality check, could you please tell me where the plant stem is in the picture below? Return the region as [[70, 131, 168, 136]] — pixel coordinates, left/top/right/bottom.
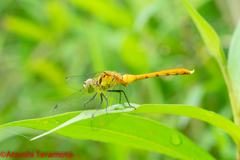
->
[[221, 64, 240, 159]]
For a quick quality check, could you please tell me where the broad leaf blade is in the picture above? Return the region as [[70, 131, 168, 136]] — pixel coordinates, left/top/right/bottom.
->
[[130, 104, 240, 146], [0, 107, 215, 160], [182, 0, 227, 67]]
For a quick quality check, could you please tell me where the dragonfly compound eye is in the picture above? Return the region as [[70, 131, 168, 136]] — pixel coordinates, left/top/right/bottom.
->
[[83, 78, 95, 93]]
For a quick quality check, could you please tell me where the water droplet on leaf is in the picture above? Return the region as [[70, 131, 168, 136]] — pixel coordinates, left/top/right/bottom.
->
[[170, 134, 182, 146]]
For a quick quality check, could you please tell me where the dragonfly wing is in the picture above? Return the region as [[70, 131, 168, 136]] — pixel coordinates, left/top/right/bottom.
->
[[106, 83, 132, 108], [91, 83, 133, 130], [53, 89, 101, 116], [65, 71, 102, 90]]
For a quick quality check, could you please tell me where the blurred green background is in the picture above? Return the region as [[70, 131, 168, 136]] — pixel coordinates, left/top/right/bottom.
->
[[0, 0, 239, 159]]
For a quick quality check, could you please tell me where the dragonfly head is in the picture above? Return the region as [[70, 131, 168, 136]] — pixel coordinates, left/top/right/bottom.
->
[[83, 78, 96, 93]]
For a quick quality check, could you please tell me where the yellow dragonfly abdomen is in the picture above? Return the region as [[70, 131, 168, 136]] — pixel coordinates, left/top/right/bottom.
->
[[122, 69, 194, 84]]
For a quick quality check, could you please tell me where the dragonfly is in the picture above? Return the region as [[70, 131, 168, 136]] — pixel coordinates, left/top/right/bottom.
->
[[53, 69, 194, 120]]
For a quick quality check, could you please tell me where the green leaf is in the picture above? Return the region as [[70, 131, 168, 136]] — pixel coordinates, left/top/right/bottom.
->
[[182, 0, 227, 67], [131, 104, 240, 146], [3, 104, 239, 159], [182, 0, 240, 135], [228, 20, 240, 109]]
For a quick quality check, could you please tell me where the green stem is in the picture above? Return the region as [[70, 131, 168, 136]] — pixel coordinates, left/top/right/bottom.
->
[[221, 64, 240, 158], [223, 67, 239, 125]]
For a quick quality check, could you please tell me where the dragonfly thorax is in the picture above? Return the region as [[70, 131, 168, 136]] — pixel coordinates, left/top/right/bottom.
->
[[83, 78, 96, 93], [83, 71, 127, 93], [97, 72, 121, 91]]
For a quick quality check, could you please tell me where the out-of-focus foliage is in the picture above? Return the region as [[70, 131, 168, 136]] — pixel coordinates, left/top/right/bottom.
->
[[0, 0, 238, 159]]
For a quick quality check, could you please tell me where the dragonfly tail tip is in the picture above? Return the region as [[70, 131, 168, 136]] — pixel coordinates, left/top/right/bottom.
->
[[190, 69, 195, 74]]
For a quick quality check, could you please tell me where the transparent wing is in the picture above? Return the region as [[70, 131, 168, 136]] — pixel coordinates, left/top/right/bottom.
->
[[91, 80, 133, 112], [53, 72, 134, 129], [109, 84, 132, 106], [65, 71, 102, 90], [91, 83, 134, 130], [53, 89, 101, 116]]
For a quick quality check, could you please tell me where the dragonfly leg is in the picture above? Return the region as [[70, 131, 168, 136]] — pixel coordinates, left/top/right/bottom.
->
[[119, 91, 121, 104], [84, 92, 98, 108], [107, 90, 136, 109], [92, 93, 103, 120], [101, 93, 108, 113]]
